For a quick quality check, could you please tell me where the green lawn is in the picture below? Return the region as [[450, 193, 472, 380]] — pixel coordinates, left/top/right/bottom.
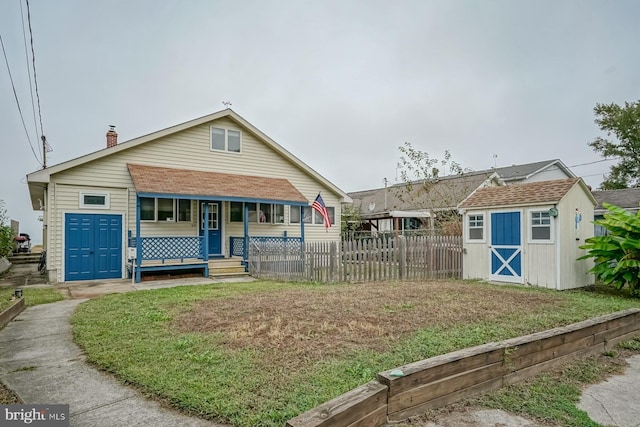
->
[[71, 280, 640, 427], [0, 287, 64, 312]]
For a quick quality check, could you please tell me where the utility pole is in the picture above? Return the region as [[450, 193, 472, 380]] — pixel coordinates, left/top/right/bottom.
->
[[41, 135, 51, 169]]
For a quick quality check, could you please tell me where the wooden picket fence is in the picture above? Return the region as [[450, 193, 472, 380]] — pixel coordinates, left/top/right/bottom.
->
[[248, 235, 462, 283]]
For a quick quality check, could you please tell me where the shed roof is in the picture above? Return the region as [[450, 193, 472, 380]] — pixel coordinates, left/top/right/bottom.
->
[[458, 178, 592, 209], [127, 164, 308, 204]]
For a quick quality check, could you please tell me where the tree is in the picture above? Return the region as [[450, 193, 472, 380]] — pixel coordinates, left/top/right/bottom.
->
[[589, 100, 640, 189], [340, 204, 361, 238], [578, 203, 640, 297], [0, 201, 15, 258], [395, 143, 472, 234]]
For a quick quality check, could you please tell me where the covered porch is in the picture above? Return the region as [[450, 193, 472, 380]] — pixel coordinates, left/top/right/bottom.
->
[[127, 164, 309, 283]]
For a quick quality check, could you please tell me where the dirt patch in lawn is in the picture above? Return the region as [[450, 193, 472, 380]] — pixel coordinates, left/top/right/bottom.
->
[[174, 281, 561, 363]]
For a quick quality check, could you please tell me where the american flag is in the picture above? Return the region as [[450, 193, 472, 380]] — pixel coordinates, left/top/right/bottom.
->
[[311, 193, 332, 229]]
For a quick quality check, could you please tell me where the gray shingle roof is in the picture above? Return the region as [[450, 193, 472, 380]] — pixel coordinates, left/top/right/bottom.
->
[[350, 171, 495, 218], [493, 159, 571, 181], [592, 188, 640, 211]]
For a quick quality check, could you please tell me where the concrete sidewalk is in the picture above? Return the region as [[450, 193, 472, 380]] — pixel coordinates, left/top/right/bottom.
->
[[578, 354, 640, 427], [0, 299, 222, 427]]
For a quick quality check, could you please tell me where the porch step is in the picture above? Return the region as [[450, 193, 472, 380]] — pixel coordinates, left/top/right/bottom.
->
[[8, 254, 40, 264], [208, 259, 247, 277]]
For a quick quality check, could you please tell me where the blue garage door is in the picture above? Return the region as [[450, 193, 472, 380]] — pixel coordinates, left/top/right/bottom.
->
[[65, 213, 122, 281], [489, 211, 523, 283]]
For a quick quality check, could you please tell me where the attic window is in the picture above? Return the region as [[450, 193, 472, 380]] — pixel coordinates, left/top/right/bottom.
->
[[211, 127, 241, 153], [80, 192, 110, 209]]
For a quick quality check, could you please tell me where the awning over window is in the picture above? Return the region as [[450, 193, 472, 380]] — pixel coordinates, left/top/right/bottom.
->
[[127, 164, 309, 205]]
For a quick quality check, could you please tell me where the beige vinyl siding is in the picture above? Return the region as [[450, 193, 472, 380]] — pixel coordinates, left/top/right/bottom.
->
[[556, 186, 595, 290], [47, 184, 128, 283], [523, 206, 556, 288], [521, 165, 571, 183], [47, 117, 342, 277]]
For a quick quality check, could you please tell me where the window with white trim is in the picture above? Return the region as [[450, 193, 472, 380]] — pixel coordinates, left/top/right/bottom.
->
[[139, 197, 192, 222], [290, 206, 335, 226], [467, 213, 484, 241], [210, 126, 241, 153], [530, 211, 552, 241], [79, 192, 110, 209], [229, 202, 285, 224]]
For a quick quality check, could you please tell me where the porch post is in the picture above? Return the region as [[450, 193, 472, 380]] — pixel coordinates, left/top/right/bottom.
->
[[135, 194, 142, 283], [300, 205, 305, 242], [203, 202, 209, 261], [243, 203, 249, 263]]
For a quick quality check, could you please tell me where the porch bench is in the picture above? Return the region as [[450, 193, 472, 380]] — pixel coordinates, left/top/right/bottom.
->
[[127, 258, 210, 279]]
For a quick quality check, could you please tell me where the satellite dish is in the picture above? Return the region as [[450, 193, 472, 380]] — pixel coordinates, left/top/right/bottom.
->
[[368, 201, 375, 212]]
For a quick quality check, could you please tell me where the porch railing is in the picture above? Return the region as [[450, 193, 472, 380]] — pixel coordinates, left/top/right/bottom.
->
[[129, 236, 204, 262], [230, 236, 303, 258]]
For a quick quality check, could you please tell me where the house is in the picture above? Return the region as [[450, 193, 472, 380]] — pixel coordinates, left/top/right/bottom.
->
[[348, 159, 575, 236], [26, 109, 350, 283], [458, 178, 596, 290], [591, 188, 640, 236]]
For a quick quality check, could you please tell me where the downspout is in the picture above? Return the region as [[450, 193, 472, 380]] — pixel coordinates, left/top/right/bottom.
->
[[135, 195, 142, 283]]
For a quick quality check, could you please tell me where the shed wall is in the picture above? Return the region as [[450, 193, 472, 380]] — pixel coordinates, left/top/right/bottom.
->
[[557, 186, 595, 289], [522, 205, 557, 289]]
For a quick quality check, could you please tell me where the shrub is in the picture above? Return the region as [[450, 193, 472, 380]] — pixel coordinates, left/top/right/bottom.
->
[[0, 201, 14, 258], [579, 202, 640, 296]]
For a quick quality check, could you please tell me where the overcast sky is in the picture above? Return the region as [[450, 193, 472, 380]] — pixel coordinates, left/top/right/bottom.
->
[[1, 0, 639, 243]]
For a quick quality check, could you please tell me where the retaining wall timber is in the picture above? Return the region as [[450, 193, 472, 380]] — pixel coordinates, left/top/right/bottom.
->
[[0, 297, 25, 329], [287, 308, 640, 427]]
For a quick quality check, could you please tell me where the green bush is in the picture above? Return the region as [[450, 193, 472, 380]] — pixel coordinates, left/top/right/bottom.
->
[[0, 201, 15, 258], [579, 202, 640, 296]]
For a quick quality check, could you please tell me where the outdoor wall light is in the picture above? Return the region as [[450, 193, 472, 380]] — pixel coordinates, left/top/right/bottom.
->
[[14, 289, 23, 298]]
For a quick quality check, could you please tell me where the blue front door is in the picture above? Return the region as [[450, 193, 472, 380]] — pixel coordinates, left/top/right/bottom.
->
[[65, 213, 122, 281], [490, 211, 523, 283], [200, 202, 222, 256]]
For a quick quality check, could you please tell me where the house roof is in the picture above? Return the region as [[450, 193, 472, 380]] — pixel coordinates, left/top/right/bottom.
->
[[493, 159, 575, 181], [458, 178, 595, 209], [349, 171, 498, 219], [592, 188, 640, 213], [127, 164, 308, 204], [26, 109, 350, 209], [347, 159, 576, 219]]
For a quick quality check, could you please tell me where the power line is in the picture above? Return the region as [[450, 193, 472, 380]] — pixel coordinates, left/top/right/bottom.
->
[[25, 0, 44, 139], [20, 0, 40, 155], [569, 158, 619, 168], [0, 31, 42, 165]]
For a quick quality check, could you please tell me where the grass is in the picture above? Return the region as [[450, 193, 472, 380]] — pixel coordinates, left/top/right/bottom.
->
[[467, 340, 640, 426], [0, 287, 64, 312], [71, 280, 640, 426]]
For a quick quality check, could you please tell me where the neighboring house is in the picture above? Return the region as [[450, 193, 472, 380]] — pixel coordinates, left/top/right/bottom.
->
[[348, 159, 575, 235], [26, 109, 350, 283], [592, 188, 640, 236], [458, 178, 596, 290]]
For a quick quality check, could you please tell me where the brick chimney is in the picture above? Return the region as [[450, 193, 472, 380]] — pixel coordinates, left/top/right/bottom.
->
[[106, 125, 118, 148]]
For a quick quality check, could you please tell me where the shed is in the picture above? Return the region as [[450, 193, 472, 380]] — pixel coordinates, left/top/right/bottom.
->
[[458, 178, 596, 290]]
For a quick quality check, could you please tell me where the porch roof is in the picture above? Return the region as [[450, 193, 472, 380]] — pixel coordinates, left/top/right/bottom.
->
[[127, 164, 309, 205]]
